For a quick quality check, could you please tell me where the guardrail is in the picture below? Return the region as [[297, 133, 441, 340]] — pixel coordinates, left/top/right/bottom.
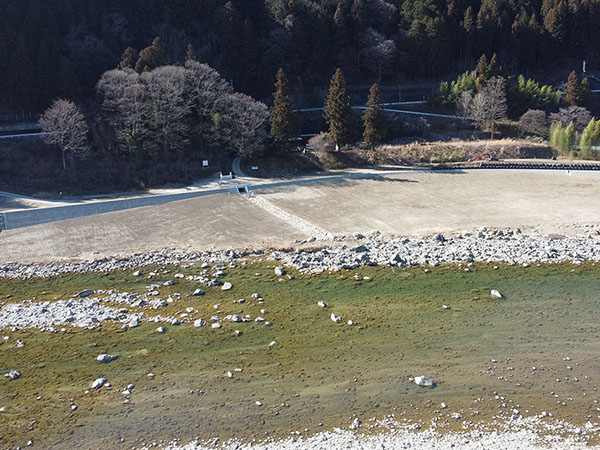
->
[[432, 162, 600, 171]]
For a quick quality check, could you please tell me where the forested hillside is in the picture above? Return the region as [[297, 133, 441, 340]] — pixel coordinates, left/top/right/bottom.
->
[[2, 0, 600, 113]]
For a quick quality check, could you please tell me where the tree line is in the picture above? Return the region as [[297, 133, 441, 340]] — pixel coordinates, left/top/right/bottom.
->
[[2, 0, 600, 114], [39, 52, 270, 171]]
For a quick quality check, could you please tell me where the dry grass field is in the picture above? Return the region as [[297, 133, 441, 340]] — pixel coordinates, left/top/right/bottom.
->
[[260, 169, 600, 236], [0, 194, 305, 263], [1, 169, 599, 263]]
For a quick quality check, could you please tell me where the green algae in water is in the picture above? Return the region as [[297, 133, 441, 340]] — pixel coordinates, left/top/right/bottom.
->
[[1, 262, 600, 449]]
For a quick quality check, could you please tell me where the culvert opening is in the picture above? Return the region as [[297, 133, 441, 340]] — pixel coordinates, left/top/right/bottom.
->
[[237, 185, 249, 194]]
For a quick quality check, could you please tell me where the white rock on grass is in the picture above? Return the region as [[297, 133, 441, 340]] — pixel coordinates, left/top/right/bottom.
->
[[331, 313, 342, 323], [4, 370, 20, 380], [211, 323, 221, 329], [275, 266, 285, 276], [227, 315, 243, 323], [221, 282, 233, 291], [133, 270, 142, 277], [128, 318, 140, 328], [269, 340, 277, 347], [490, 289, 503, 298], [318, 301, 327, 308], [96, 354, 117, 363], [414, 375, 434, 387], [156, 326, 165, 333], [193, 288, 205, 296], [349, 418, 362, 429], [91, 378, 106, 389], [194, 319, 206, 328]]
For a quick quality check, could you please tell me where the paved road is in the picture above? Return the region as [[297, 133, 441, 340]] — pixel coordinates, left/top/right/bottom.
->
[[232, 156, 247, 177]]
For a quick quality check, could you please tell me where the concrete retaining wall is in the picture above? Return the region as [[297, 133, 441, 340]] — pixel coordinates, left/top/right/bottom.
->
[[1, 187, 232, 230]]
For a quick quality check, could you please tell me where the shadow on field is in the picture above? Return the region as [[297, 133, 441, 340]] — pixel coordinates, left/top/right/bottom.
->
[[0, 197, 33, 211]]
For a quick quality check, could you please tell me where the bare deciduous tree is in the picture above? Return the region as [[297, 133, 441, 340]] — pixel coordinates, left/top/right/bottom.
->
[[38, 99, 89, 170], [97, 69, 147, 154], [184, 61, 232, 117], [360, 28, 396, 82], [218, 93, 269, 158], [140, 66, 193, 156], [549, 106, 592, 133], [459, 76, 507, 139], [519, 109, 548, 136]]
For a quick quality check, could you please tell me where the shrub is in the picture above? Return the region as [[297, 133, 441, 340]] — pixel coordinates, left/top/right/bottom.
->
[[519, 109, 548, 137]]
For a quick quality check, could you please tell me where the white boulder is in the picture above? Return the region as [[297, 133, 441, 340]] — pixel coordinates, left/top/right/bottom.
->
[[91, 378, 106, 389], [490, 289, 503, 298], [4, 370, 20, 380], [331, 313, 342, 323], [96, 354, 117, 363], [414, 375, 434, 387]]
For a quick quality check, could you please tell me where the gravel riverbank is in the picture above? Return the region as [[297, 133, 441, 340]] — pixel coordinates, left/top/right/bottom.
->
[[162, 416, 600, 450], [1, 227, 599, 280]]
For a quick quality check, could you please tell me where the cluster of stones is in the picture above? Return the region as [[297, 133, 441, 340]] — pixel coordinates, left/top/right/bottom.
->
[[274, 229, 600, 273]]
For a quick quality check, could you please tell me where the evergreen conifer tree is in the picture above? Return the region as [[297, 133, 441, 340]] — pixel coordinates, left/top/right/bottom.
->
[[488, 53, 500, 77], [580, 77, 591, 108], [135, 37, 168, 73], [564, 70, 580, 106], [363, 83, 386, 149], [476, 54, 488, 86], [119, 47, 138, 70], [270, 68, 297, 148], [323, 68, 354, 151], [186, 43, 196, 64]]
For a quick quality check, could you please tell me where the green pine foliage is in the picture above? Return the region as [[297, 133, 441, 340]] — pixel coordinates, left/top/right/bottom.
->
[[549, 118, 600, 160], [507, 75, 561, 117], [430, 71, 476, 106], [135, 37, 169, 73], [579, 118, 600, 159], [549, 121, 572, 156], [323, 68, 354, 151], [119, 47, 138, 70], [362, 83, 387, 149]]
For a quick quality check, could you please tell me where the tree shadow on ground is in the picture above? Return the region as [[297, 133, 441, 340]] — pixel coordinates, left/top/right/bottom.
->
[[0, 197, 33, 211]]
